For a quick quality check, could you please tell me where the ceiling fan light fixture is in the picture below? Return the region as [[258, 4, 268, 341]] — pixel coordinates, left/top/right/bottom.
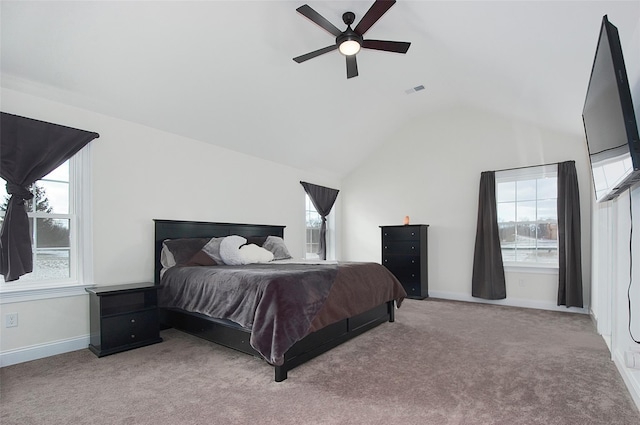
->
[[339, 39, 361, 56]]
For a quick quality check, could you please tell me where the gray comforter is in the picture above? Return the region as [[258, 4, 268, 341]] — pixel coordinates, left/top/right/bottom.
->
[[159, 262, 406, 366]]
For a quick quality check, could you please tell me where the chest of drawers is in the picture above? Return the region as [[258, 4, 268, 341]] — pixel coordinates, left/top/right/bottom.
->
[[381, 225, 429, 299]]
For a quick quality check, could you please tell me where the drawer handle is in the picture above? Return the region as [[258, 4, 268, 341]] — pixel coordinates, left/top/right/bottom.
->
[[130, 334, 136, 339], [411, 246, 415, 250], [411, 274, 415, 277], [131, 319, 136, 323], [411, 232, 415, 236], [411, 260, 415, 264]]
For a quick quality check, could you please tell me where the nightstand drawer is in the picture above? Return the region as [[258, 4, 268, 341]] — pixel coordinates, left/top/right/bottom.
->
[[102, 310, 159, 349]]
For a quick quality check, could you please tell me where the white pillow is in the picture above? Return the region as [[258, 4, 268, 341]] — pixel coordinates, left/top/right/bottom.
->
[[219, 235, 274, 265], [240, 243, 274, 263], [220, 235, 247, 265]]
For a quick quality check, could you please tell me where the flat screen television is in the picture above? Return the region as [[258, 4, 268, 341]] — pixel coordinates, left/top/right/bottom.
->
[[582, 15, 640, 202]]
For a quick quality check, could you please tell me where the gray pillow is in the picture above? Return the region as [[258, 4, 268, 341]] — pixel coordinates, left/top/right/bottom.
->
[[262, 236, 292, 260], [162, 238, 210, 267], [201, 237, 224, 265]]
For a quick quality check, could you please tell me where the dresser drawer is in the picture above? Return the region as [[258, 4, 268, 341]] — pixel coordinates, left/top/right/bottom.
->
[[381, 226, 422, 241], [384, 262, 421, 283], [403, 281, 423, 298], [383, 255, 420, 269], [383, 240, 421, 255]]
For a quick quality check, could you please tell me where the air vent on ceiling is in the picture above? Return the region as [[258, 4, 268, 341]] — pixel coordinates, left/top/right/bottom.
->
[[405, 85, 425, 95]]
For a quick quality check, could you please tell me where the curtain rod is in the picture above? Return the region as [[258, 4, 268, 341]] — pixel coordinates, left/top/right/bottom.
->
[[493, 160, 573, 173]]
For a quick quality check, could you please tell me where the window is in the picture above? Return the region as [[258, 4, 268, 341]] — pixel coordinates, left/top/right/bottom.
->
[[304, 194, 321, 259], [496, 165, 558, 266], [0, 146, 91, 292]]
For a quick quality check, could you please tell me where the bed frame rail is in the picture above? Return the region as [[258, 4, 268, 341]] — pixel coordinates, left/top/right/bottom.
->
[[160, 301, 394, 382]]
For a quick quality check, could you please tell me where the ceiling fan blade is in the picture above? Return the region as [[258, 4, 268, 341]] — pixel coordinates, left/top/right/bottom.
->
[[293, 45, 338, 63], [346, 55, 358, 79], [362, 39, 411, 53], [354, 0, 396, 36], [296, 5, 342, 37]]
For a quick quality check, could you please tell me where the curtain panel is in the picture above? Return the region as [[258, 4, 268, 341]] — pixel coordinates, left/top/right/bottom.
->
[[557, 161, 583, 308], [300, 181, 339, 260], [0, 112, 99, 282], [471, 171, 506, 299]]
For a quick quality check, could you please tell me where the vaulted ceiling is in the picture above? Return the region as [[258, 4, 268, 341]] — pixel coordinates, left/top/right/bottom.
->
[[2, 1, 639, 177]]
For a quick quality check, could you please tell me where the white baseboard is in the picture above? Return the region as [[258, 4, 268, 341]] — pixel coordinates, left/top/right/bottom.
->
[[613, 349, 640, 412], [428, 290, 589, 314], [0, 335, 89, 367]]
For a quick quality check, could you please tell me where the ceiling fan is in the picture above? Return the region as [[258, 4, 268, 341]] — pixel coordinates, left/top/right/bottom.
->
[[293, 0, 411, 79]]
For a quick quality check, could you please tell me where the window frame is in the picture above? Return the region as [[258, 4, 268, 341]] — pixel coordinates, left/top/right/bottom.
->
[[0, 145, 94, 303], [304, 194, 322, 260], [304, 193, 334, 260], [495, 164, 559, 271]]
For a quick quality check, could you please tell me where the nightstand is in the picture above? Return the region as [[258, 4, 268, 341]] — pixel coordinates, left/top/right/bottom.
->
[[86, 282, 162, 357]]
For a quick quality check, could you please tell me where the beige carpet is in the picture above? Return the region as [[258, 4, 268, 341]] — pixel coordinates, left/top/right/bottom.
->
[[1, 299, 638, 425]]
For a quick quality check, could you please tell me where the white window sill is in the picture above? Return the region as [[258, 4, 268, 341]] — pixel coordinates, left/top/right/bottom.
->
[[0, 282, 95, 304], [504, 263, 559, 275]]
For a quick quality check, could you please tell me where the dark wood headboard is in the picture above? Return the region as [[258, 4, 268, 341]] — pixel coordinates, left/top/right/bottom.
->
[[154, 220, 285, 284]]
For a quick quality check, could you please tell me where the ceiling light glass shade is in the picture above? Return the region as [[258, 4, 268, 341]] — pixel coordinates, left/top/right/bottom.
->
[[339, 39, 361, 56]]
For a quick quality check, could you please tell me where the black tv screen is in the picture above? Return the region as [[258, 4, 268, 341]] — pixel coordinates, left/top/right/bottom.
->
[[582, 15, 640, 202]]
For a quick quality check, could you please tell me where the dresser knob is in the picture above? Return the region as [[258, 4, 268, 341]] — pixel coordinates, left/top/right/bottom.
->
[[411, 232, 415, 236], [411, 246, 415, 250], [411, 274, 415, 277], [131, 334, 135, 339], [411, 260, 415, 263], [131, 319, 135, 323]]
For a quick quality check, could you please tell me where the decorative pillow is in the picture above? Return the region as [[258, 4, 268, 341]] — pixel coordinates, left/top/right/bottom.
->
[[240, 243, 274, 263], [185, 249, 218, 266], [201, 237, 224, 265], [161, 238, 210, 267], [220, 235, 274, 265], [262, 236, 292, 260], [160, 243, 176, 269], [219, 235, 247, 265]]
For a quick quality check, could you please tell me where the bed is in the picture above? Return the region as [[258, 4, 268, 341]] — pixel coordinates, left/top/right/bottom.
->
[[154, 219, 406, 381]]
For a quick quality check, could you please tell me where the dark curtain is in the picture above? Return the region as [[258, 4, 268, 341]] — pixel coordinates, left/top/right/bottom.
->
[[471, 171, 506, 299], [0, 112, 99, 282], [300, 181, 339, 260], [557, 161, 583, 308]]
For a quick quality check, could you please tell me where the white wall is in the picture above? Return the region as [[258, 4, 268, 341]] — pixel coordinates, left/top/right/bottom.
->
[[590, 13, 640, 409], [592, 188, 640, 409], [0, 87, 340, 361], [340, 104, 592, 312]]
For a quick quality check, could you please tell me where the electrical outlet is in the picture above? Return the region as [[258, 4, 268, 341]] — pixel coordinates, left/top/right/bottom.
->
[[5, 313, 18, 328], [624, 351, 640, 369]]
